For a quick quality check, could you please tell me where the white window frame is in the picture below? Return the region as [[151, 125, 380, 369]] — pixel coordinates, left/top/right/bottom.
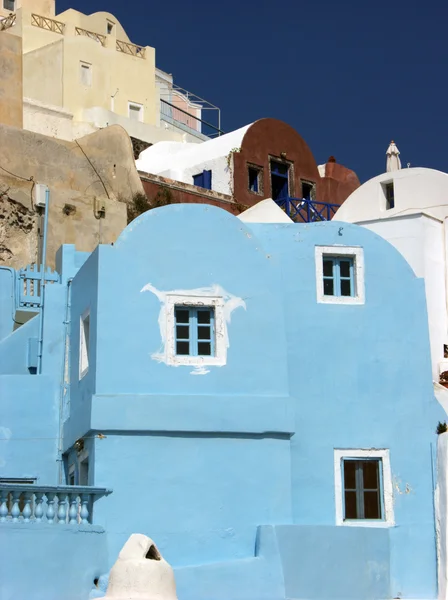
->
[[79, 61, 92, 87], [79, 309, 90, 380], [315, 245, 365, 305], [128, 101, 144, 122], [334, 448, 394, 527], [165, 294, 226, 367]]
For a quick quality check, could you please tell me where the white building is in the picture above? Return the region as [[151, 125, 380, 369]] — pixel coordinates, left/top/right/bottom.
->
[[334, 165, 448, 381]]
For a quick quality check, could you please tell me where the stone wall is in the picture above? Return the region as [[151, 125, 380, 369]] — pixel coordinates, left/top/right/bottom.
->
[[0, 123, 143, 269]]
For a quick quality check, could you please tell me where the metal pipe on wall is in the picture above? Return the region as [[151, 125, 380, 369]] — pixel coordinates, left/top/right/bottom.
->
[[37, 186, 50, 374]]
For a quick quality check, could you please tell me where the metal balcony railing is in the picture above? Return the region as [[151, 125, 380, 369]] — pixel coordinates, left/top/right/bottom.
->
[[160, 98, 224, 139], [275, 196, 340, 222], [0, 484, 111, 526]]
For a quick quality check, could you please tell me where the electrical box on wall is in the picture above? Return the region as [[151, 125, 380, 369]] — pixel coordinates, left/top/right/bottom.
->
[[34, 184, 49, 208]]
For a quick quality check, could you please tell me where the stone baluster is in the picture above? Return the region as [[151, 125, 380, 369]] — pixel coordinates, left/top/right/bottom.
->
[[34, 492, 44, 522], [80, 493, 90, 524], [57, 492, 67, 525], [11, 491, 21, 522], [22, 492, 32, 522], [69, 493, 79, 525], [46, 492, 56, 523], [0, 490, 9, 522]]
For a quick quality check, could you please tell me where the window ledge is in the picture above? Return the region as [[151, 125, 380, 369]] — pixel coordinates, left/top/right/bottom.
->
[[338, 520, 395, 528]]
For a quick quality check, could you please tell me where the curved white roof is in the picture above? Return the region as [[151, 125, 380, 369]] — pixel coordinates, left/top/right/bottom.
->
[[136, 124, 252, 176], [334, 167, 448, 223]]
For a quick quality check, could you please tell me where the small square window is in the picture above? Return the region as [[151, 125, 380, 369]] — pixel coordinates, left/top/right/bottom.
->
[[248, 165, 263, 194], [383, 182, 395, 210], [128, 102, 143, 122], [3, 0, 15, 10], [301, 180, 316, 201], [79, 62, 92, 87], [322, 256, 355, 298], [79, 310, 90, 379], [315, 246, 365, 305], [159, 294, 229, 369], [334, 449, 394, 527], [175, 306, 214, 357], [107, 21, 114, 34]]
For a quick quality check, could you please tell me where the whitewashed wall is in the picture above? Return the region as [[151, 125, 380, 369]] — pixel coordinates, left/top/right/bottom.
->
[[352, 213, 447, 381], [335, 168, 448, 382], [136, 124, 252, 195]]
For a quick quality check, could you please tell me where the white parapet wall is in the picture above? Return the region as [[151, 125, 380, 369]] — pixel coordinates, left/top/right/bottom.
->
[[436, 430, 448, 599]]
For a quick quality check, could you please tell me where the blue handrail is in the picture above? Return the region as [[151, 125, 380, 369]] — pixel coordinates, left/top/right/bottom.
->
[[275, 197, 339, 222]]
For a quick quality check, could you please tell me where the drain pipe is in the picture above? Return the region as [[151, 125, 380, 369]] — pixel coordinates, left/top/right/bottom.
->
[[57, 276, 73, 484], [37, 186, 50, 374]]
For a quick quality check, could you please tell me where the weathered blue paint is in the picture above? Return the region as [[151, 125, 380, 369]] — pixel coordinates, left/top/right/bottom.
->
[[0, 204, 445, 600]]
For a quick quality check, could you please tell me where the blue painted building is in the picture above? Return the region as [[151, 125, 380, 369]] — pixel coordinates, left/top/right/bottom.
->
[[0, 203, 445, 600]]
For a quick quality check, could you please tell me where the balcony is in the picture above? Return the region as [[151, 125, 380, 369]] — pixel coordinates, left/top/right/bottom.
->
[[0, 13, 16, 31], [0, 483, 111, 526], [275, 197, 340, 223], [31, 13, 65, 34]]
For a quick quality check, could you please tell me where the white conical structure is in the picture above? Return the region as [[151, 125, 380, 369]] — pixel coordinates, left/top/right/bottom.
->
[[105, 534, 178, 600], [386, 141, 401, 172]]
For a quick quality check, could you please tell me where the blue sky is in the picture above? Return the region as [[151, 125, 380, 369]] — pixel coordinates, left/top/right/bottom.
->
[[57, 0, 447, 182]]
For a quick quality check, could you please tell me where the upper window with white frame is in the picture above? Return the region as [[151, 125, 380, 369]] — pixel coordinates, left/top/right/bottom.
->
[[79, 309, 90, 379], [3, 0, 15, 11], [334, 449, 394, 527], [128, 102, 143, 122], [315, 246, 365, 305], [164, 295, 226, 368]]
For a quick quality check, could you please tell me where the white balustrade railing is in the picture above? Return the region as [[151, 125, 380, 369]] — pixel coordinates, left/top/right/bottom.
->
[[0, 484, 111, 525]]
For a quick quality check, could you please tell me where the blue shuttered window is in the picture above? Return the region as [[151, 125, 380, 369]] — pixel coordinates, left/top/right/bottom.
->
[[175, 307, 215, 357], [343, 459, 383, 520], [323, 256, 355, 297], [193, 170, 212, 190]]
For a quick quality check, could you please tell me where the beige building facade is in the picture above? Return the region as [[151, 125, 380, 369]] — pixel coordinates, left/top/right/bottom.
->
[[0, 0, 215, 144]]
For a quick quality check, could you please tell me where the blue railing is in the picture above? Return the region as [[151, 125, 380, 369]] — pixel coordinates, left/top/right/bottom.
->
[[275, 197, 340, 222], [17, 265, 59, 310]]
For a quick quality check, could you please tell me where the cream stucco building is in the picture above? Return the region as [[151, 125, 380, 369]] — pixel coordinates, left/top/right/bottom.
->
[[0, 0, 219, 144]]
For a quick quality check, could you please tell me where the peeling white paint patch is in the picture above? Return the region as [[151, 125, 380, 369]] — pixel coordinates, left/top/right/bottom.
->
[[0, 427, 12, 467], [190, 366, 210, 376], [140, 283, 246, 372]]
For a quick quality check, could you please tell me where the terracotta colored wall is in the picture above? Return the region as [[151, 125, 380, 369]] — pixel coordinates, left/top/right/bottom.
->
[[319, 162, 360, 206], [141, 176, 241, 216], [233, 119, 320, 208]]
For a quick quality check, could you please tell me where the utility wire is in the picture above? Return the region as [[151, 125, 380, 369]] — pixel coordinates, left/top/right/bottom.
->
[[75, 140, 110, 199], [0, 164, 34, 183]]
